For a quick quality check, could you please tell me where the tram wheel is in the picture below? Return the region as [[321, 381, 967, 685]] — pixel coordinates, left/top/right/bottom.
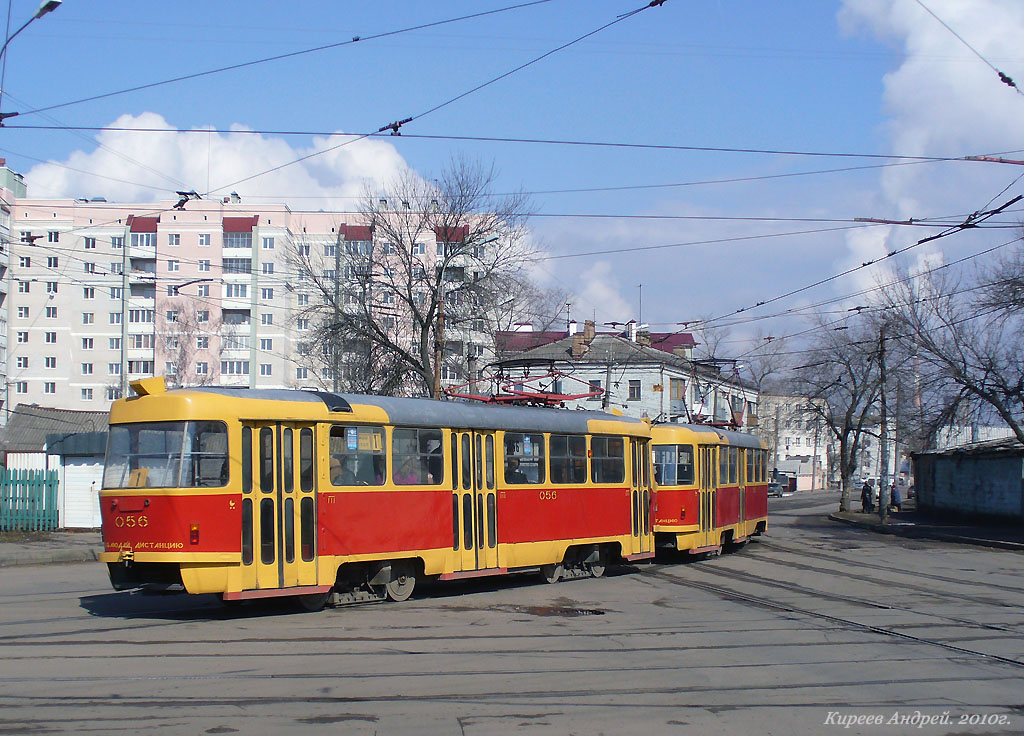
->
[[540, 563, 563, 584], [298, 591, 332, 612], [589, 558, 606, 578], [385, 568, 416, 602]]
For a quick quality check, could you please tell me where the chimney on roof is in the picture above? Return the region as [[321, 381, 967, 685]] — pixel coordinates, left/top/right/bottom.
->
[[627, 320, 637, 342], [567, 319, 578, 336], [637, 329, 651, 346], [570, 333, 587, 359], [583, 319, 596, 344]]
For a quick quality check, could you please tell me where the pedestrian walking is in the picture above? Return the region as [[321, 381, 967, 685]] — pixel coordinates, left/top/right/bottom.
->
[[890, 482, 902, 513], [861, 480, 874, 513]]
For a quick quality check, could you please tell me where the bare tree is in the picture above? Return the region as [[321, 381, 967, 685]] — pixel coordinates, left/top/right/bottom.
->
[[291, 157, 540, 397], [156, 303, 221, 388], [881, 253, 1024, 446], [789, 317, 883, 511]]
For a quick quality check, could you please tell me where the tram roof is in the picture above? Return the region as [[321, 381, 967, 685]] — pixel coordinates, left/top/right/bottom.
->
[[652, 422, 765, 449], [185, 387, 647, 435]]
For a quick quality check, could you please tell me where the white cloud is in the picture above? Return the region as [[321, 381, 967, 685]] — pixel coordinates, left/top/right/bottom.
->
[[839, 0, 1024, 278], [573, 259, 633, 325], [24, 112, 411, 207]]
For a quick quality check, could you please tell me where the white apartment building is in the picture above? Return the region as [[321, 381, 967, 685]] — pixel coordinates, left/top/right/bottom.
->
[[758, 394, 832, 487], [4, 193, 489, 412], [0, 160, 28, 423]]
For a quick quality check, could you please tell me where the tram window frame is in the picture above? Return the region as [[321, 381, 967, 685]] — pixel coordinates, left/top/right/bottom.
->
[[652, 443, 695, 486], [502, 432, 545, 485], [393, 428, 444, 485], [461, 434, 471, 490], [300, 496, 315, 561], [241, 426, 252, 494], [745, 448, 754, 485], [299, 427, 314, 492], [591, 436, 625, 484], [729, 447, 739, 484], [102, 420, 228, 490], [485, 435, 495, 490], [241, 498, 253, 565], [259, 427, 274, 493], [282, 428, 294, 493], [549, 434, 587, 484], [328, 425, 386, 487], [259, 498, 274, 564], [718, 446, 729, 487]]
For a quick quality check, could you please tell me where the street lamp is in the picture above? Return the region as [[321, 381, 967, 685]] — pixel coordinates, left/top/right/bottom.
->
[[0, 0, 62, 123]]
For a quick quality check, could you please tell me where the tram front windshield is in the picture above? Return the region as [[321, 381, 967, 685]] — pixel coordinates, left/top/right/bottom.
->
[[103, 421, 228, 489]]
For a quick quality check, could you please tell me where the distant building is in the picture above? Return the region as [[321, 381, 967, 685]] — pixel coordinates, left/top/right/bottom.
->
[[913, 438, 1024, 524], [496, 320, 758, 428], [758, 394, 832, 489]]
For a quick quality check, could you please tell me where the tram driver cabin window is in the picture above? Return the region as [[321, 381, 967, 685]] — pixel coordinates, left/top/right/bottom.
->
[[328, 425, 386, 486], [503, 433, 545, 484], [549, 435, 587, 484], [392, 428, 444, 485], [652, 444, 695, 486]]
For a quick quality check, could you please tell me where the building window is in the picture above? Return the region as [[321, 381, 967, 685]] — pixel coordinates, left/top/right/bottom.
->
[[297, 318, 309, 331], [221, 360, 250, 375], [167, 285, 179, 297], [47, 231, 59, 243], [323, 243, 336, 257], [46, 256, 58, 268], [16, 331, 28, 343], [17, 281, 29, 293], [18, 256, 30, 267], [168, 233, 180, 246], [198, 233, 211, 246], [129, 333, 153, 349], [111, 236, 124, 249], [261, 287, 273, 300], [167, 259, 179, 272], [129, 309, 154, 323], [16, 357, 28, 368], [109, 312, 122, 325], [296, 366, 308, 380], [261, 313, 273, 325], [82, 338, 94, 349], [197, 310, 209, 323], [197, 283, 210, 297], [110, 262, 123, 275], [196, 362, 208, 375], [19, 231, 32, 243], [226, 283, 247, 298], [83, 286, 95, 299], [81, 363, 93, 375], [46, 281, 58, 294], [165, 361, 177, 375], [15, 382, 28, 394], [222, 258, 251, 274], [82, 312, 94, 324], [588, 379, 602, 401], [107, 387, 122, 400], [297, 293, 308, 306], [196, 336, 209, 349], [109, 337, 121, 350], [17, 306, 28, 318], [260, 338, 272, 350], [44, 356, 57, 369], [223, 232, 252, 249], [110, 287, 122, 299], [198, 259, 211, 272], [44, 382, 56, 394], [165, 336, 179, 350], [81, 388, 93, 400], [130, 232, 156, 248], [108, 363, 121, 376], [628, 380, 641, 400], [262, 237, 274, 250], [45, 306, 58, 319], [45, 332, 57, 344], [260, 363, 272, 376], [84, 237, 96, 249], [262, 262, 274, 275]]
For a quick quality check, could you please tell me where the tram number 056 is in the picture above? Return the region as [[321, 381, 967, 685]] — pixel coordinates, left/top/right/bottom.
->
[[114, 514, 149, 528], [539, 490, 557, 501]]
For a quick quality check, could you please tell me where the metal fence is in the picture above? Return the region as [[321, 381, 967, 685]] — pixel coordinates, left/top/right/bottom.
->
[[0, 469, 60, 531]]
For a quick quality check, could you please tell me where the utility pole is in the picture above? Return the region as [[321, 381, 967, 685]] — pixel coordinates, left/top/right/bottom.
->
[[601, 361, 613, 410], [878, 323, 889, 523], [332, 231, 342, 393]]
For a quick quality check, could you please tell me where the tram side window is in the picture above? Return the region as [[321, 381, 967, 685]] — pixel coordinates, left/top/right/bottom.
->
[[745, 448, 755, 485], [328, 425, 385, 486], [591, 436, 625, 483], [729, 447, 739, 484], [652, 444, 694, 486], [718, 446, 729, 487], [393, 428, 444, 485], [502, 432, 545, 484], [549, 434, 587, 484]]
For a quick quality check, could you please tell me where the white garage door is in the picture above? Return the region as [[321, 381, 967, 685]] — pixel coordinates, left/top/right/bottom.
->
[[62, 458, 104, 529]]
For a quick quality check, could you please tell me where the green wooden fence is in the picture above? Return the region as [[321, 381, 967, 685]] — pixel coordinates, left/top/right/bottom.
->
[[0, 469, 60, 531]]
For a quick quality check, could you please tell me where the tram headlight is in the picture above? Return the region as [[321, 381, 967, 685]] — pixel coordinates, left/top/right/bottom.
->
[[189, 522, 200, 545]]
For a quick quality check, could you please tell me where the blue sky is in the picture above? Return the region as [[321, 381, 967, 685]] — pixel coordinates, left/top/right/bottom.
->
[[3, 0, 1023, 354]]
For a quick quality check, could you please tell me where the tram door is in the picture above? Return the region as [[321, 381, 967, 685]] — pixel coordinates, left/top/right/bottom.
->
[[453, 431, 499, 571], [737, 448, 746, 530], [628, 439, 653, 556], [698, 445, 716, 548], [245, 423, 318, 591]]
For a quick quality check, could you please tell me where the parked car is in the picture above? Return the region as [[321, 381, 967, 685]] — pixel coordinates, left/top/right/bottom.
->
[[768, 482, 785, 498]]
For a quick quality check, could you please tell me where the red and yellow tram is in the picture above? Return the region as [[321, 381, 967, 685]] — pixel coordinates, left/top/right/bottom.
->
[[651, 424, 769, 555], [99, 378, 656, 607]]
